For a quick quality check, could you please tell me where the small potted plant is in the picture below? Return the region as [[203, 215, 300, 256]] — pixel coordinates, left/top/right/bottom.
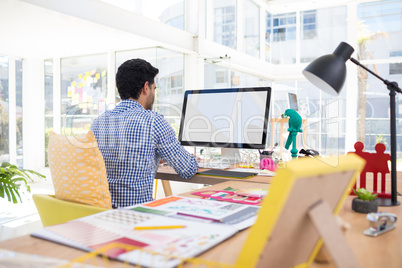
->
[[0, 162, 45, 203], [352, 188, 378, 214]]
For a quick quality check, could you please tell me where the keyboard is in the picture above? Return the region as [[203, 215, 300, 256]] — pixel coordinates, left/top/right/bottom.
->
[[198, 162, 232, 170]]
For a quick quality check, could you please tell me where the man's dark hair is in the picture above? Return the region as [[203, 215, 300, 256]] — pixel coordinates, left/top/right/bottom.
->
[[116, 59, 159, 100]]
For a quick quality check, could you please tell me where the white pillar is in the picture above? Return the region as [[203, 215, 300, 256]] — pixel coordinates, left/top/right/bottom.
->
[[184, 0, 203, 91], [22, 58, 45, 170]]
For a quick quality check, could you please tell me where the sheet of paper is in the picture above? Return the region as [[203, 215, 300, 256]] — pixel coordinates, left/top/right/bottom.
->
[[32, 209, 238, 268], [228, 167, 276, 176], [128, 196, 259, 231]]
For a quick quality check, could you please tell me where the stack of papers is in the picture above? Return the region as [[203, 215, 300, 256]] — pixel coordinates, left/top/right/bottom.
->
[[31, 196, 259, 268]]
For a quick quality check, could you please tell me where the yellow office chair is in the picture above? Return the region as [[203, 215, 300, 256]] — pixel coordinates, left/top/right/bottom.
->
[[33, 194, 109, 227]]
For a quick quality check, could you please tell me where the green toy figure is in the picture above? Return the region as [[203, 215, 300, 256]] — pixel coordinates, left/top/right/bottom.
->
[[284, 109, 303, 158]]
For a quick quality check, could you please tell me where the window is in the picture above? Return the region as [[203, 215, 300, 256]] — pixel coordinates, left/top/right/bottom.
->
[[271, 13, 296, 42], [15, 59, 23, 167], [159, 1, 184, 30], [358, 0, 402, 153], [116, 47, 184, 128], [243, 0, 260, 57], [0, 56, 9, 163], [44, 60, 53, 167], [0, 57, 23, 166], [267, 12, 297, 64], [60, 54, 108, 133], [358, 0, 402, 32], [216, 70, 228, 84], [265, 12, 272, 62], [171, 75, 183, 89], [300, 6, 347, 63], [302, 10, 317, 40], [390, 51, 402, 74], [214, 2, 237, 49]]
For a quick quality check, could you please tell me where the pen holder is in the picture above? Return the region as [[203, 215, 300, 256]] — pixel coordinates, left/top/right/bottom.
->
[[259, 151, 273, 161]]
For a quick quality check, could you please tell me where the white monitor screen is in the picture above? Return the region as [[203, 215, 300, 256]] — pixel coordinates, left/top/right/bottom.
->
[[288, 93, 298, 111], [178, 87, 271, 149]]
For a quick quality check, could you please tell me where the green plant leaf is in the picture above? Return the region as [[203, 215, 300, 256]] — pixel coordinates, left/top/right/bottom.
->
[[353, 187, 377, 201], [0, 162, 45, 203]]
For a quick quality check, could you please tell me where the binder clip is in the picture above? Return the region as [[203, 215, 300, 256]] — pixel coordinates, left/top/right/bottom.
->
[[363, 212, 397, 237]]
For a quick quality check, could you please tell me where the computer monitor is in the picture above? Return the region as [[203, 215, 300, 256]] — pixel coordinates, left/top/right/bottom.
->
[[178, 87, 271, 154], [288, 92, 298, 111]]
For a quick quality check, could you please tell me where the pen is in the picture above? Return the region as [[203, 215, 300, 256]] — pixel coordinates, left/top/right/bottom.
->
[[134, 225, 186, 230], [176, 212, 224, 223]]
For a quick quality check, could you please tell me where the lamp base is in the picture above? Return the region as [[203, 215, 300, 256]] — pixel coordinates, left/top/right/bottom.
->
[[377, 197, 400, 207]]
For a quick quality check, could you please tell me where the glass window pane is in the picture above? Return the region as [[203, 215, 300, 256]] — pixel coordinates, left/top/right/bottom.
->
[[301, 10, 317, 41], [243, 0, 260, 58], [15, 59, 23, 168], [295, 81, 346, 155], [358, 0, 402, 60], [44, 59, 53, 167], [300, 6, 347, 63], [269, 12, 296, 64], [60, 54, 108, 134], [356, 62, 402, 153], [116, 48, 184, 130], [0, 56, 9, 163], [265, 12, 272, 62], [357, 0, 402, 157], [212, 0, 237, 49]]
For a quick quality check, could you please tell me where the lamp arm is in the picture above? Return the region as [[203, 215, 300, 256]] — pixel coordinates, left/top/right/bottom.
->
[[350, 57, 402, 94]]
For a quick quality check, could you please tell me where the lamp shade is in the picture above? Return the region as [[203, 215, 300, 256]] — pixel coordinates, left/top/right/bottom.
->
[[302, 42, 355, 96]]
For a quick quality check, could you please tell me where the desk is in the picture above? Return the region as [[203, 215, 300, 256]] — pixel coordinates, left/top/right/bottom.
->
[[1, 180, 402, 267], [156, 165, 273, 196], [156, 166, 271, 185]]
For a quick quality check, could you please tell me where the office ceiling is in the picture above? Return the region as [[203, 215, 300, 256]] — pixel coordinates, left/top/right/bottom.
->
[[0, 0, 154, 59], [0, 0, 373, 59]]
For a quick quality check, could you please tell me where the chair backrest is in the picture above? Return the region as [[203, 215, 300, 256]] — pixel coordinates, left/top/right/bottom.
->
[[33, 194, 108, 227], [48, 131, 112, 209]]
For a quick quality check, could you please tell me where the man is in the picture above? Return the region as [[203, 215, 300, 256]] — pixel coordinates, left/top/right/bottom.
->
[[91, 59, 198, 208]]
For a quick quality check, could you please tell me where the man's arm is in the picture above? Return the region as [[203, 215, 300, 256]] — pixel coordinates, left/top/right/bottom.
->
[[154, 115, 198, 179]]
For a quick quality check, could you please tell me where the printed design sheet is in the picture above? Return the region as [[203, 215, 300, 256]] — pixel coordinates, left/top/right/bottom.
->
[[32, 209, 238, 268], [191, 189, 266, 205], [129, 196, 259, 230]]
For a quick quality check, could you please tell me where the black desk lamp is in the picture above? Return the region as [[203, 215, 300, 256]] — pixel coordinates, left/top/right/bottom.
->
[[302, 41, 401, 206]]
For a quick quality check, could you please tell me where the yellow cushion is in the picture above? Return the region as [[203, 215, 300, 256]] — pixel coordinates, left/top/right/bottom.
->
[[48, 131, 112, 209]]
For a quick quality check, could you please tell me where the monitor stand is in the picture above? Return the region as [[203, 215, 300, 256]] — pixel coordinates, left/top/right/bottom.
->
[[220, 148, 242, 164]]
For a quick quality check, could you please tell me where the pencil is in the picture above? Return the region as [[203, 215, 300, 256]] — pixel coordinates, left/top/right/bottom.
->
[[176, 212, 224, 223], [134, 225, 186, 230]]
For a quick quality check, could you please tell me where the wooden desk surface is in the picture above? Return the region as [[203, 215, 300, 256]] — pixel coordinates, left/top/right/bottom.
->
[[156, 165, 273, 185], [2, 180, 402, 267]]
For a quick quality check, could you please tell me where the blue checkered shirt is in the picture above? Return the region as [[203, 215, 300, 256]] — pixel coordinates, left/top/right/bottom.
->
[[91, 99, 198, 208]]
